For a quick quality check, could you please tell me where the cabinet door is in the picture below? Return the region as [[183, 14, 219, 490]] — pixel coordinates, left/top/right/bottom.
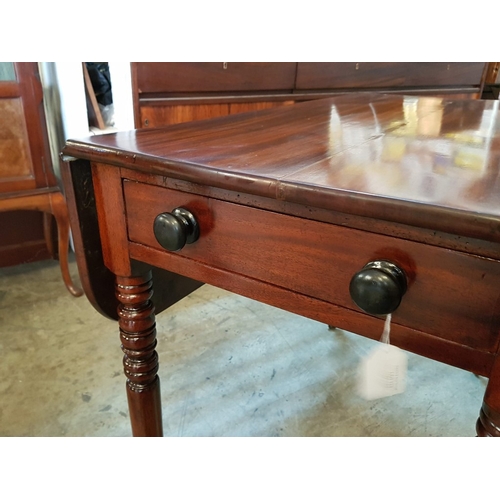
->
[[0, 62, 55, 194], [135, 62, 297, 94], [295, 62, 486, 90]]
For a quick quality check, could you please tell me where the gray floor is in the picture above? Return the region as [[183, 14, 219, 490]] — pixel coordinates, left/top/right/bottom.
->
[[0, 255, 486, 437]]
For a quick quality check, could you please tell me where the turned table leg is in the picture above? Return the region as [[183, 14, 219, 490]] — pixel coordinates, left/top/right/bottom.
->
[[116, 272, 163, 437], [476, 356, 500, 437], [476, 403, 500, 437]]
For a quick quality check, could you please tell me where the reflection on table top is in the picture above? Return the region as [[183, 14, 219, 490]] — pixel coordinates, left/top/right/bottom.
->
[[64, 93, 500, 242]]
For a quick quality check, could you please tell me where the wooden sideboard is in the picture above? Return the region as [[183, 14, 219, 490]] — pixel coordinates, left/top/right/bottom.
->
[[132, 62, 490, 128]]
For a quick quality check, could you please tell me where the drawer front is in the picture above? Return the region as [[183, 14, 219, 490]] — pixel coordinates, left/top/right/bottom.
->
[[124, 180, 500, 352], [135, 62, 297, 94], [295, 62, 486, 90]]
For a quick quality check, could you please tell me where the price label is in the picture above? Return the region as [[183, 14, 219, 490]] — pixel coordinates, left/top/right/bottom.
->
[[358, 343, 407, 401]]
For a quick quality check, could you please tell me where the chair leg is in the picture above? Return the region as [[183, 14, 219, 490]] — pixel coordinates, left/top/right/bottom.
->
[[49, 192, 83, 297], [43, 212, 57, 259]]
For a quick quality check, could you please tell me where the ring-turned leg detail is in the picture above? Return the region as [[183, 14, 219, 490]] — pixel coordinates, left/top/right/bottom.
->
[[476, 402, 500, 437], [116, 272, 163, 437]]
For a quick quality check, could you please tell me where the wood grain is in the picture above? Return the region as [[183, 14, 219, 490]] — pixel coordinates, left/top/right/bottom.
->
[[62, 158, 204, 319], [131, 63, 487, 131], [124, 180, 500, 353], [64, 94, 500, 244], [0, 98, 34, 186], [135, 62, 297, 94], [295, 62, 487, 89], [128, 241, 494, 377], [91, 162, 131, 276], [121, 166, 500, 261], [140, 103, 230, 127], [116, 272, 163, 437], [140, 101, 296, 127], [64, 91, 500, 436]]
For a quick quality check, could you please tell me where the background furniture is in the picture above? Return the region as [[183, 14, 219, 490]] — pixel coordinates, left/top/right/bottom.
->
[[132, 62, 491, 128], [62, 93, 500, 436], [483, 62, 500, 99], [0, 62, 81, 296], [82, 63, 106, 130]]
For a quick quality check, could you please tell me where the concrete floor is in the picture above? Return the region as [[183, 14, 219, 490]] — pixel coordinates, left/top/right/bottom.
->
[[0, 255, 486, 437]]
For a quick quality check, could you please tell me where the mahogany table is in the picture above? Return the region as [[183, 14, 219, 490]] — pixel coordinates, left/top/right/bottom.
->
[[62, 93, 500, 436]]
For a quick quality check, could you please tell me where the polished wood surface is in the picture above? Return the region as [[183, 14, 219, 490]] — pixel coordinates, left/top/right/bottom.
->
[[116, 272, 162, 437], [295, 62, 487, 89], [63, 93, 500, 436], [66, 94, 500, 242], [140, 101, 294, 128], [124, 180, 500, 355], [136, 62, 297, 94], [60, 158, 202, 320]]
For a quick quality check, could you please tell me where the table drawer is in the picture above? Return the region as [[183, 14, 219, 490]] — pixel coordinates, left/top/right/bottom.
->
[[124, 180, 500, 353]]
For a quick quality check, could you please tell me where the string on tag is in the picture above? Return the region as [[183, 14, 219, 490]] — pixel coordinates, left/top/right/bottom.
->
[[357, 312, 407, 400], [380, 313, 392, 344]]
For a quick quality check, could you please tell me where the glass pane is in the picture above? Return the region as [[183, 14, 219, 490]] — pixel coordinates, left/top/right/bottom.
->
[[0, 62, 16, 81]]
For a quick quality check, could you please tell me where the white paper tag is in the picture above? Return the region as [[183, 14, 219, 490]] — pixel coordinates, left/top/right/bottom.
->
[[357, 314, 408, 401], [358, 344, 407, 400]]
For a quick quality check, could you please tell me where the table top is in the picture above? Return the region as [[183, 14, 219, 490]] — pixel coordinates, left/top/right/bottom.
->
[[63, 93, 500, 243]]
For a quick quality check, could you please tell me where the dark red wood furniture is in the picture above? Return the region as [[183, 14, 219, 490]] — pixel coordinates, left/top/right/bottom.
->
[[62, 93, 500, 436], [0, 62, 82, 295], [132, 62, 490, 128]]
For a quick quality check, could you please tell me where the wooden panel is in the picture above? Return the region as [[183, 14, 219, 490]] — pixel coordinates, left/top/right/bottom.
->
[[485, 63, 500, 84], [12, 63, 57, 189], [61, 158, 203, 320], [139, 101, 297, 128], [122, 166, 500, 262], [0, 63, 57, 192], [229, 100, 295, 115], [140, 103, 230, 127], [129, 240, 495, 377], [296, 62, 487, 89], [135, 62, 297, 94], [124, 180, 500, 353], [91, 162, 131, 276], [0, 211, 49, 266], [0, 97, 35, 190], [0, 240, 49, 267]]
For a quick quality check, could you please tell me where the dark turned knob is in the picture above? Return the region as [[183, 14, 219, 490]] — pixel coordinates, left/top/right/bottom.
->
[[349, 260, 407, 315], [153, 207, 199, 252]]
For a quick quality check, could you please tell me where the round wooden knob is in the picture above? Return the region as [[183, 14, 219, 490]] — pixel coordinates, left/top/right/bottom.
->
[[153, 208, 199, 251], [349, 260, 407, 315]]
